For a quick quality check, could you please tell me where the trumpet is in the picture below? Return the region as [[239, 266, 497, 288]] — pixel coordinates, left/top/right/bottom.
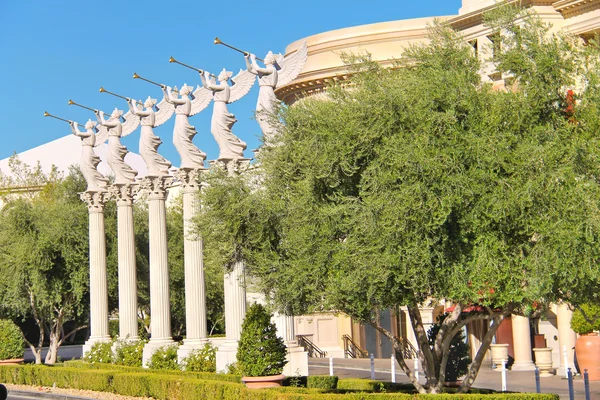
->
[[132, 72, 179, 93], [44, 111, 71, 124], [214, 37, 264, 62], [169, 57, 217, 79], [68, 99, 109, 116], [99, 87, 143, 106]]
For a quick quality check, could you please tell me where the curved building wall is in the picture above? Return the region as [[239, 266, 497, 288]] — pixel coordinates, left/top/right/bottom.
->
[[277, 0, 600, 105]]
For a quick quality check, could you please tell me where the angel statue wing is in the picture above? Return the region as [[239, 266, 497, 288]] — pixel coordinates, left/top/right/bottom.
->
[[276, 41, 308, 89], [94, 125, 109, 147], [229, 69, 256, 103], [190, 85, 213, 116], [121, 111, 141, 137], [154, 98, 175, 127]]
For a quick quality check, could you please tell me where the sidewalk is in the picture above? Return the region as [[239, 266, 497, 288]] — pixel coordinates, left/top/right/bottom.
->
[[309, 358, 600, 399]]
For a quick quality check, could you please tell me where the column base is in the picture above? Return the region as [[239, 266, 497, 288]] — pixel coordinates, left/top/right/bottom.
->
[[216, 341, 239, 373], [283, 342, 309, 377], [177, 339, 209, 363], [511, 361, 536, 371], [142, 339, 176, 368], [82, 336, 111, 357]]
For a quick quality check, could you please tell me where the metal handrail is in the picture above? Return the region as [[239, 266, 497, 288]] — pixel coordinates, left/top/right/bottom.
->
[[342, 334, 418, 359], [342, 334, 368, 358], [397, 336, 419, 359], [296, 334, 327, 358]]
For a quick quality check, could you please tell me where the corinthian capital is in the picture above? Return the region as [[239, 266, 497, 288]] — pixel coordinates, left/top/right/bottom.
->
[[80, 190, 109, 213], [107, 183, 139, 206], [209, 158, 252, 177], [139, 176, 175, 200], [175, 168, 206, 193]]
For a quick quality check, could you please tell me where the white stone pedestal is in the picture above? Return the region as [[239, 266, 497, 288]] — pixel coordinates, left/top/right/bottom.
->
[[175, 168, 209, 363], [81, 190, 111, 354], [140, 176, 175, 365], [108, 183, 140, 341], [274, 313, 309, 376], [216, 341, 239, 373], [216, 261, 247, 372], [284, 344, 309, 377]]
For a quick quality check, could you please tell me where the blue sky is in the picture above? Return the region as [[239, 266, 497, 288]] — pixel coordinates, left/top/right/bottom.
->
[[0, 0, 462, 167]]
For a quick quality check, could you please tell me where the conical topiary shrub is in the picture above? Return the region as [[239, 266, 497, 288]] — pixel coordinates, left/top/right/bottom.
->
[[237, 303, 287, 377]]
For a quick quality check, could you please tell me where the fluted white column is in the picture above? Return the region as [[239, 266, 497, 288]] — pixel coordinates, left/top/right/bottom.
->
[[110, 184, 139, 340], [81, 191, 110, 353], [274, 312, 309, 375], [176, 169, 208, 362], [214, 158, 251, 372], [224, 261, 247, 341], [141, 177, 174, 365], [557, 303, 577, 375], [511, 314, 535, 370], [182, 169, 207, 342], [274, 314, 296, 343]]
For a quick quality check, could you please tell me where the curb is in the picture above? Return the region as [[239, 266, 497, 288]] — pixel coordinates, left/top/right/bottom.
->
[[7, 390, 92, 400]]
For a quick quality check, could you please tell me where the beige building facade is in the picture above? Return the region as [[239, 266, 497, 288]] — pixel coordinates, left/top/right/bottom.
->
[[279, 0, 597, 372]]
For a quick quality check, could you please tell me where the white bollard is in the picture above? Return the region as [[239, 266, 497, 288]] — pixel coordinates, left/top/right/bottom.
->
[[501, 359, 507, 392], [414, 358, 419, 381], [370, 353, 375, 379], [391, 354, 396, 383], [563, 345, 569, 379], [329, 355, 334, 376]]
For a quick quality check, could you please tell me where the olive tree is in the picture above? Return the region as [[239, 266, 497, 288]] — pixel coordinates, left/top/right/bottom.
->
[[198, 6, 600, 393]]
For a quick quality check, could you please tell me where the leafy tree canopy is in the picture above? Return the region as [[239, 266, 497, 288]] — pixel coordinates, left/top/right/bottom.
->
[[198, 5, 600, 393]]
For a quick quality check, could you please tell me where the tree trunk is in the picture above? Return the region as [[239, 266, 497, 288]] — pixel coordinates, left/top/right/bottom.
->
[[45, 309, 64, 365], [45, 332, 60, 364], [458, 309, 512, 393]]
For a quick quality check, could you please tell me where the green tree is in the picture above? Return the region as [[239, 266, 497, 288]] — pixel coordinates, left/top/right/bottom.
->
[[198, 6, 600, 394], [237, 303, 287, 376], [0, 165, 90, 364]]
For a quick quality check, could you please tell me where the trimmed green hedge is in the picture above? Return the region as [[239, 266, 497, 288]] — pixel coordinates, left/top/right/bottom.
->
[[0, 365, 559, 400], [63, 360, 242, 383]]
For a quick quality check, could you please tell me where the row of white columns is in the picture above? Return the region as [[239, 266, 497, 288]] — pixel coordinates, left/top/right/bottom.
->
[[511, 307, 577, 375], [81, 169, 218, 361], [82, 162, 257, 366]]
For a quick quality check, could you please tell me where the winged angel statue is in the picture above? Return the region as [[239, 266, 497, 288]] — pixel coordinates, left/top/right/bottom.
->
[[95, 109, 140, 184], [162, 84, 212, 169], [200, 68, 255, 160], [128, 96, 174, 176], [245, 41, 308, 140], [69, 119, 109, 191]]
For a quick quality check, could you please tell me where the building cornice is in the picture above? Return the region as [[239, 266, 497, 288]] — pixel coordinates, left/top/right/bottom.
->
[[450, 0, 555, 30], [554, 0, 600, 18]]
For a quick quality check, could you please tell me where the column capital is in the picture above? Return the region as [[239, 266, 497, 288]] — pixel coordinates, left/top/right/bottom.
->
[[107, 183, 139, 206], [175, 168, 206, 193], [209, 158, 252, 177], [139, 175, 175, 201], [80, 190, 109, 213]]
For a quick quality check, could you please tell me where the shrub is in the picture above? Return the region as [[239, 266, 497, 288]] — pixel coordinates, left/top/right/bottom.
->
[[82, 341, 113, 364], [147, 345, 179, 370], [181, 343, 217, 372], [307, 375, 338, 389], [237, 303, 287, 376], [108, 319, 119, 339], [114, 339, 147, 367], [571, 304, 600, 334], [428, 313, 471, 382], [0, 364, 560, 399], [0, 320, 24, 360]]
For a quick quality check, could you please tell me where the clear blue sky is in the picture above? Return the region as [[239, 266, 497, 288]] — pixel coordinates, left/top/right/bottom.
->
[[0, 0, 461, 166]]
